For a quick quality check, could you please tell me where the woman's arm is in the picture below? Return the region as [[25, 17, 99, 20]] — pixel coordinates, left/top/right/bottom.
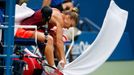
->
[[50, 12, 66, 68]]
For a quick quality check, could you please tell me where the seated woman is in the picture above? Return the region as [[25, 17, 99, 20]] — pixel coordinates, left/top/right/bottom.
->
[[15, 6, 78, 69]]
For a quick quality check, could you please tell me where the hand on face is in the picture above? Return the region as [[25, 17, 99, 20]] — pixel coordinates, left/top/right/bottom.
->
[[64, 15, 75, 28]]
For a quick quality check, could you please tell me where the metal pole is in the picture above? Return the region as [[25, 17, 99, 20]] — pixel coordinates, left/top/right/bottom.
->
[[4, 0, 15, 75]]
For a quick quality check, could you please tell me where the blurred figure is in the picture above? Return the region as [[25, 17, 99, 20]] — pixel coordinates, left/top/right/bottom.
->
[[42, 0, 74, 11]]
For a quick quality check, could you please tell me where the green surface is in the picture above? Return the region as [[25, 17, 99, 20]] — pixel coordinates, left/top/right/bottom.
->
[[90, 61, 134, 75]]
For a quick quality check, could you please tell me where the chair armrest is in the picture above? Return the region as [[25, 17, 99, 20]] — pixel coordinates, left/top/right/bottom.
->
[[15, 25, 37, 44]]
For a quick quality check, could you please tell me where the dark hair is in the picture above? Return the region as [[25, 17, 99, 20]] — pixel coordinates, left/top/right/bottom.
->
[[41, 6, 53, 23], [62, 10, 79, 25]]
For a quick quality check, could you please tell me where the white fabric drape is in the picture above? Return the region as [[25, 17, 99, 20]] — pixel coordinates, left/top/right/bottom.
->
[[62, 0, 128, 75], [14, 3, 35, 35], [15, 3, 35, 23]]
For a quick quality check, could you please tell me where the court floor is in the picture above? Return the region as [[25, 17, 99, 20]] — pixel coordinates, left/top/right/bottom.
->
[[90, 60, 134, 75]]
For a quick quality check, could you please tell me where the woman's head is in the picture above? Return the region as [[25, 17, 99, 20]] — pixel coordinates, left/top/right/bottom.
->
[[62, 10, 79, 28]]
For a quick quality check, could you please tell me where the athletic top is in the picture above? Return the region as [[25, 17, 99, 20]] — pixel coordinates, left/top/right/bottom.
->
[[21, 8, 61, 31]]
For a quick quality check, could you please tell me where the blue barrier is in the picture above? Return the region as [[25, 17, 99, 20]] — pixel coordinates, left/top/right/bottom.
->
[[109, 32, 134, 60], [27, 0, 43, 11], [79, 0, 134, 53]]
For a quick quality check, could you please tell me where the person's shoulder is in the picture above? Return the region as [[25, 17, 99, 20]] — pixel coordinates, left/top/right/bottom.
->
[[52, 8, 61, 13], [51, 8, 64, 26], [52, 8, 62, 19]]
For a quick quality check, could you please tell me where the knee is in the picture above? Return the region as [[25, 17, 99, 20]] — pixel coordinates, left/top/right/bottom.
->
[[45, 35, 54, 53]]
